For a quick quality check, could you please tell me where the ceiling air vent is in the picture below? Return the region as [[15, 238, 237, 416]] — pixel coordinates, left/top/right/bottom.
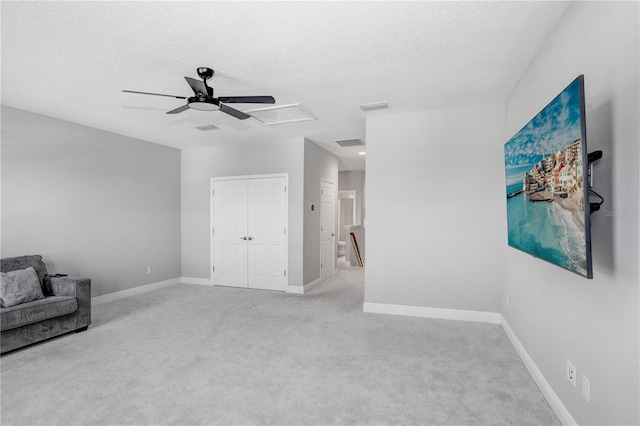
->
[[359, 102, 389, 112], [194, 124, 219, 131], [335, 138, 365, 148]]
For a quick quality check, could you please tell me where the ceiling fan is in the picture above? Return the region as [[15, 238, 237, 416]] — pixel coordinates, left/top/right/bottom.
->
[[122, 67, 275, 120]]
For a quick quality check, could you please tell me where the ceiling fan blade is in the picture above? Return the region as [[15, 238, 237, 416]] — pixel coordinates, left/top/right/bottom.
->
[[220, 104, 251, 120], [218, 96, 275, 104], [166, 104, 191, 114], [185, 77, 209, 96], [122, 90, 187, 99]]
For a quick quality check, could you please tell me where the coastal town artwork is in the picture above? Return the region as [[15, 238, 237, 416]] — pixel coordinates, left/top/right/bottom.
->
[[508, 139, 584, 205], [504, 76, 591, 277]]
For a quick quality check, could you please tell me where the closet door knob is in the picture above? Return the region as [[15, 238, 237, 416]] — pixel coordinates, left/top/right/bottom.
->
[[240, 236, 247, 240], [247, 237, 254, 241]]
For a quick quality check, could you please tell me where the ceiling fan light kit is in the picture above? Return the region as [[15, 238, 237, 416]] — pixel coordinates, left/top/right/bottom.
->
[[186, 98, 219, 112], [123, 67, 275, 120]]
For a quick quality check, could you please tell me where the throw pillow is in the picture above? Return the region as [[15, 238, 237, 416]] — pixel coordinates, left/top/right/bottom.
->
[[0, 267, 45, 308]]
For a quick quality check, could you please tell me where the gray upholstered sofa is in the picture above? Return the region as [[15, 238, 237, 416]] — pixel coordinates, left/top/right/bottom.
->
[[1, 255, 91, 354]]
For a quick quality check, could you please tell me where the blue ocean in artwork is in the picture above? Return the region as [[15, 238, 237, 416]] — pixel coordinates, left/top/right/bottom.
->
[[504, 76, 589, 277], [506, 193, 587, 275]]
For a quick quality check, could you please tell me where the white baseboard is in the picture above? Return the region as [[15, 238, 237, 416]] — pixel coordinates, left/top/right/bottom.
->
[[286, 284, 304, 294], [304, 277, 322, 293], [362, 302, 501, 324], [92, 277, 180, 306], [181, 277, 212, 286], [286, 277, 323, 294], [500, 317, 577, 426]]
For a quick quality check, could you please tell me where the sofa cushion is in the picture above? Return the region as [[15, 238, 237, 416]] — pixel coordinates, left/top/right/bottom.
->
[[1, 267, 45, 308], [0, 296, 78, 331], [1, 255, 49, 295]]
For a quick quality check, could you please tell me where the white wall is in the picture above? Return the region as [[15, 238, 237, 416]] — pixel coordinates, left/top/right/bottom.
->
[[365, 104, 505, 313], [1, 106, 182, 297], [303, 139, 339, 284], [502, 2, 639, 425], [181, 137, 305, 287], [338, 170, 366, 225]]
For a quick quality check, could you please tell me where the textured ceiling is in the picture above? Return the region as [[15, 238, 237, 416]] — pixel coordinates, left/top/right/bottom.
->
[[1, 1, 569, 171]]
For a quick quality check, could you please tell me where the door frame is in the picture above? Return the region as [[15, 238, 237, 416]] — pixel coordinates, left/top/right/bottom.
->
[[210, 173, 289, 289], [320, 177, 336, 281]]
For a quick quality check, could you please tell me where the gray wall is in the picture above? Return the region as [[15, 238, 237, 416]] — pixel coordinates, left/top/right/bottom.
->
[[502, 2, 639, 424], [303, 139, 339, 285], [338, 170, 366, 225], [364, 104, 505, 312], [1, 106, 181, 297], [181, 137, 305, 287]]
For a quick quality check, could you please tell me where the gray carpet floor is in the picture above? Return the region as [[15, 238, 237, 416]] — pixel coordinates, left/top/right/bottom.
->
[[1, 266, 559, 425]]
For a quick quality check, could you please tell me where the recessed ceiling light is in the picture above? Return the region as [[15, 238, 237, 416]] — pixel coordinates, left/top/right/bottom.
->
[[358, 151, 366, 155], [359, 102, 389, 112]]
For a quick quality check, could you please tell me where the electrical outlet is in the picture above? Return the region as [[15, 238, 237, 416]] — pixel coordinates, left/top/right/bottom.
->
[[582, 375, 590, 403], [566, 361, 576, 387], [147, 266, 152, 274]]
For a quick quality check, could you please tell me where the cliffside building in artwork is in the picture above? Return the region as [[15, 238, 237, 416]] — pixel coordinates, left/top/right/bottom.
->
[[522, 139, 583, 205]]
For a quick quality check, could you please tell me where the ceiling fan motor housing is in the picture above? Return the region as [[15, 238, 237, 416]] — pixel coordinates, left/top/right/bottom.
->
[[197, 67, 214, 80]]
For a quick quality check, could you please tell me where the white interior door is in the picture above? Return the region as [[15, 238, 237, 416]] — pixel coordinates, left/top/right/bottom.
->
[[321, 179, 335, 281], [213, 180, 248, 288], [212, 176, 287, 291], [247, 177, 286, 291]]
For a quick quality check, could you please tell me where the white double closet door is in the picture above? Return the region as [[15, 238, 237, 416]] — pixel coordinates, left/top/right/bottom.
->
[[212, 176, 287, 291]]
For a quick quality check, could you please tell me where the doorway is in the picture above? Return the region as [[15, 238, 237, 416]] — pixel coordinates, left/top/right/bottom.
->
[[337, 190, 356, 258]]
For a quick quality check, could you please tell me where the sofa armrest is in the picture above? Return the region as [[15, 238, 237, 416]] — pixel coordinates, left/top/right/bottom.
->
[[46, 276, 87, 297], [45, 276, 92, 328]]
